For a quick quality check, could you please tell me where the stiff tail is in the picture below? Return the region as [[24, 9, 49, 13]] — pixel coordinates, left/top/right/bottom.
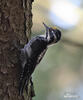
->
[[18, 71, 30, 95], [19, 77, 27, 95]]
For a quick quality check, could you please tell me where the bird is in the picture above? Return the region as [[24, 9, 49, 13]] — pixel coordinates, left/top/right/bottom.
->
[[18, 23, 61, 95]]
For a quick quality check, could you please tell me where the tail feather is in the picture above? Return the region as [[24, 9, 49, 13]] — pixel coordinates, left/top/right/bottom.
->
[[19, 77, 27, 95]]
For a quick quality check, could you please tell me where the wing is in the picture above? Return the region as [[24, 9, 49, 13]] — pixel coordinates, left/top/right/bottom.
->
[[19, 49, 29, 95], [19, 59, 30, 95], [19, 49, 27, 68], [19, 50, 34, 95]]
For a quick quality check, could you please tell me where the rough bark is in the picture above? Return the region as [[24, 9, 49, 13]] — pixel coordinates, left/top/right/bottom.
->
[[0, 0, 34, 100]]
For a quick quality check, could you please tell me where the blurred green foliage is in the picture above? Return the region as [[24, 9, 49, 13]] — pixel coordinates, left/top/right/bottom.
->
[[32, 0, 83, 100]]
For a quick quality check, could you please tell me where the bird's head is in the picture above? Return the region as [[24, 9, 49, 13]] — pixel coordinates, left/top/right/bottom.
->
[[43, 23, 61, 45]]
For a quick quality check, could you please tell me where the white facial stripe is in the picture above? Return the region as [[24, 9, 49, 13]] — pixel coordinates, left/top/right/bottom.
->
[[53, 33, 57, 39], [39, 35, 46, 38], [52, 30, 57, 39], [52, 31, 54, 33]]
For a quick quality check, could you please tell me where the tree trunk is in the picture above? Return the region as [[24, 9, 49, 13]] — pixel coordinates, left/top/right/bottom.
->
[[0, 0, 34, 100]]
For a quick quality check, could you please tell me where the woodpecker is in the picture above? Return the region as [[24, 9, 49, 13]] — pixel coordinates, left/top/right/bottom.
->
[[19, 23, 61, 95]]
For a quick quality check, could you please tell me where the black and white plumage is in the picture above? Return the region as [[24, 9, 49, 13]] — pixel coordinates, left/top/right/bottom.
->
[[19, 23, 61, 95]]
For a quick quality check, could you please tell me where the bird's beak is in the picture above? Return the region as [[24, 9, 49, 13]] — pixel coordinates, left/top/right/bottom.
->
[[43, 22, 50, 32]]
